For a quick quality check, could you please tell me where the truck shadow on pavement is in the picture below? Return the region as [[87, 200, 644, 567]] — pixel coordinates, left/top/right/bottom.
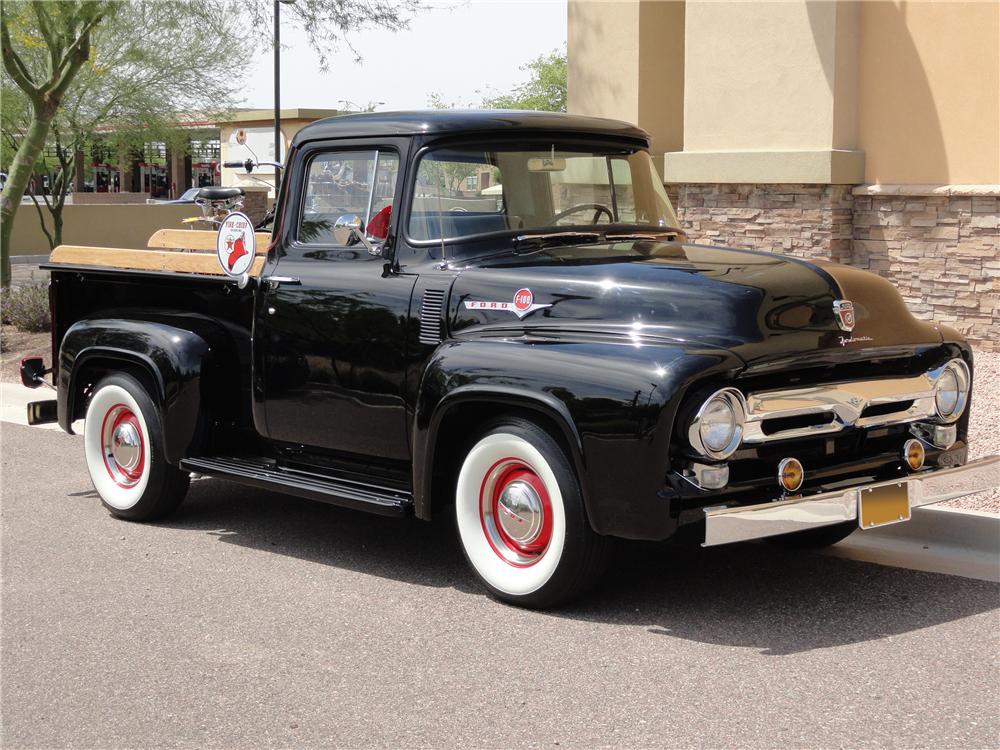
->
[[161, 478, 998, 657]]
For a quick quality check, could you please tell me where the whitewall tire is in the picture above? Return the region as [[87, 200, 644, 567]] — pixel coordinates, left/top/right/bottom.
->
[[84, 373, 190, 521], [455, 418, 613, 608]]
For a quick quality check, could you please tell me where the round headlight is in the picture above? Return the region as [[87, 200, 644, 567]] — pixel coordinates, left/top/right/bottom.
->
[[701, 399, 737, 452], [934, 359, 970, 423], [689, 388, 746, 460]]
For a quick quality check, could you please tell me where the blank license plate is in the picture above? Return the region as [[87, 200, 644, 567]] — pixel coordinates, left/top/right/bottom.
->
[[859, 482, 911, 529]]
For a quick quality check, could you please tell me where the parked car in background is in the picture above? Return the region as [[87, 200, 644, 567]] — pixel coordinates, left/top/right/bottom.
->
[[22, 111, 1000, 608], [150, 187, 203, 204]]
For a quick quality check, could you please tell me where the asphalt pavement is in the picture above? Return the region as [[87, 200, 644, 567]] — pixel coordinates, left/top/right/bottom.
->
[[2, 422, 999, 749]]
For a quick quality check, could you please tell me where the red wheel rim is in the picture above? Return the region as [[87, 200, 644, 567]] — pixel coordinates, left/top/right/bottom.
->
[[479, 458, 553, 567], [100, 404, 145, 488]]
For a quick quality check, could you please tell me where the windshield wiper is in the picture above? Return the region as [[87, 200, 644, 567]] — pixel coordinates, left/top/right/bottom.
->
[[513, 231, 602, 253], [605, 227, 686, 241]]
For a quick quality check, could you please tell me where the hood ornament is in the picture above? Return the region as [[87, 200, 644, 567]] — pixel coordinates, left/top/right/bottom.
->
[[833, 300, 856, 332]]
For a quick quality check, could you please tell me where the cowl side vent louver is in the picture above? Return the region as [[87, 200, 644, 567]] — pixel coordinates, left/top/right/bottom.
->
[[418, 289, 446, 345]]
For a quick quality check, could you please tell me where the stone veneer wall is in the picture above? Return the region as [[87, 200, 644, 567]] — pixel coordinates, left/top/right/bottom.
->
[[241, 188, 269, 226], [675, 184, 855, 264], [672, 183, 999, 352], [852, 187, 998, 351]]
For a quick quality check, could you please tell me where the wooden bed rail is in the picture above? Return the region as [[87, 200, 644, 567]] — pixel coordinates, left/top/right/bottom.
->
[[147, 228, 270, 253], [46, 228, 270, 277], [49, 243, 266, 277]]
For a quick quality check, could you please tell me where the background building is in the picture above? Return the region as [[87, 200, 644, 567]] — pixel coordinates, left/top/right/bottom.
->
[[217, 108, 340, 200], [568, 0, 999, 350]]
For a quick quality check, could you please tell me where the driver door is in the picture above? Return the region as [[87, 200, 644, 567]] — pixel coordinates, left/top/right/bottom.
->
[[256, 142, 415, 463]]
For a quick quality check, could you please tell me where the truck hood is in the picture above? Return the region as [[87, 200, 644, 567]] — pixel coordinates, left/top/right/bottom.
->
[[448, 240, 943, 367]]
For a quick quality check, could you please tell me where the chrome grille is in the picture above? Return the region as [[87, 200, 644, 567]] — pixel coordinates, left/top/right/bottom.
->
[[742, 369, 944, 444]]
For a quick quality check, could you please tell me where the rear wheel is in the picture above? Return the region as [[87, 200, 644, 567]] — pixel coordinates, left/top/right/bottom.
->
[[84, 373, 189, 521], [765, 520, 857, 550], [454, 418, 613, 608]]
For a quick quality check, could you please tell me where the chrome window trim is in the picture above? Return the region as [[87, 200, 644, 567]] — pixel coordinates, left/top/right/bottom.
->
[[740, 359, 969, 444]]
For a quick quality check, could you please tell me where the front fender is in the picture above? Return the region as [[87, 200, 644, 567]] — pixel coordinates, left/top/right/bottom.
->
[[58, 317, 227, 464], [413, 338, 742, 540]]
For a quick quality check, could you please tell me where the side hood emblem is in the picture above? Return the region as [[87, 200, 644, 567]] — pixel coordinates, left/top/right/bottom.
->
[[833, 300, 856, 332], [464, 288, 552, 320]]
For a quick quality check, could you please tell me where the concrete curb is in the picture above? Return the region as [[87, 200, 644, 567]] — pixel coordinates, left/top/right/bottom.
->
[[1, 382, 63, 431], [1, 381, 997, 582], [823, 505, 1000, 583]]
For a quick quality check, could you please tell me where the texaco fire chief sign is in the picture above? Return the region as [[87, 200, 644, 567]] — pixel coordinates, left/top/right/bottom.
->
[[464, 288, 552, 319], [216, 212, 256, 277]]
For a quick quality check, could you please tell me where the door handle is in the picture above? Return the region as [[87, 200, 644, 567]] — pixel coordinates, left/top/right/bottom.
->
[[262, 276, 301, 292]]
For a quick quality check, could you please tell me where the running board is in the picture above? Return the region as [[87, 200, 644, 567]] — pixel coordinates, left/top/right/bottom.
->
[[180, 456, 412, 517]]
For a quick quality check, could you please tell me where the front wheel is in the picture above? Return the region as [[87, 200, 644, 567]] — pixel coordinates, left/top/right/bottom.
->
[[454, 418, 613, 608], [84, 373, 190, 521]]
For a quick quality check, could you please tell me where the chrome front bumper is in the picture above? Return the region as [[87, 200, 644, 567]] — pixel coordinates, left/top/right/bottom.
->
[[703, 455, 1000, 546]]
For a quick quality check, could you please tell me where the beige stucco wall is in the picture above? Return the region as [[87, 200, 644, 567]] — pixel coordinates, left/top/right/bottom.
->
[[567, 0, 685, 155], [10, 204, 194, 256], [569, 0, 999, 187], [682, 1, 845, 152], [665, 0, 863, 183], [220, 119, 307, 197], [858, 1, 1000, 185]]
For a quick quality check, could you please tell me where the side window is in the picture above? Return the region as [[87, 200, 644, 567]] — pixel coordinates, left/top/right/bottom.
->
[[298, 150, 399, 245]]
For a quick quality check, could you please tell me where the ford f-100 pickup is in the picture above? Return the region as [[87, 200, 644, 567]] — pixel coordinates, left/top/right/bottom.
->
[[22, 111, 998, 607]]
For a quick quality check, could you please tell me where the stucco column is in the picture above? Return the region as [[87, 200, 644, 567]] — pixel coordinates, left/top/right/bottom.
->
[[74, 149, 85, 192], [664, 0, 863, 184], [567, 0, 685, 159], [168, 147, 185, 198], [117, 145, 129, 193]]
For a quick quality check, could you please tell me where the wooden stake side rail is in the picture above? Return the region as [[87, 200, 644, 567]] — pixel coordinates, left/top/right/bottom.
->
[[147, 228, 270, 254], [48, 245, 266, 277]]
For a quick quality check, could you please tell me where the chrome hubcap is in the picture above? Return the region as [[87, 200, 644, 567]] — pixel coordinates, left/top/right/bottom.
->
[[111, 422, 142, 472], [496, 480, 544, 546], [479, 458, 553, 566], [100, 404, 145, 488]]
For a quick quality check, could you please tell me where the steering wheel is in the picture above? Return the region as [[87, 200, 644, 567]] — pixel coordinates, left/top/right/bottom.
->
[[549, 203, 614, 225]]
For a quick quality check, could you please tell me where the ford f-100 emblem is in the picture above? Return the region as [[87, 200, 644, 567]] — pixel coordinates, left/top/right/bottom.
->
[[465, 288, 552, 319], [833, 300, 856, 332]]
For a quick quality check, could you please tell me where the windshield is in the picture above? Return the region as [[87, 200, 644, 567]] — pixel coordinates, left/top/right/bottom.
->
[[408, 144, 679, 243]]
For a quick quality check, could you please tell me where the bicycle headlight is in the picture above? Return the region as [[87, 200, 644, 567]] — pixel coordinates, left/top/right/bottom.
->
[[933, 359, 970, 423], [689, 388, 747, 460]]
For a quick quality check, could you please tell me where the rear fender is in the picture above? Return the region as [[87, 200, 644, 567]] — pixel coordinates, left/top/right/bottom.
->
[[58, 318, 230, 464]]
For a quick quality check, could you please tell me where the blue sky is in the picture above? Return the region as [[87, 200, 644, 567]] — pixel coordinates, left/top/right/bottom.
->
[[243, 0, 568, 112]]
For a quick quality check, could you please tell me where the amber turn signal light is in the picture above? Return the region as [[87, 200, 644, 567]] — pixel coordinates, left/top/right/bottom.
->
[[903, 439, 925, 471], [777, 457, 804, 492]]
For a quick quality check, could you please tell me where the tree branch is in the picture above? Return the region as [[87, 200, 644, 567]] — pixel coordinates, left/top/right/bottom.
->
[[28, 191, 55, 250], [0, 15, 41, 99], [49, 9, 107, 102], [30, 0, 60, 79]]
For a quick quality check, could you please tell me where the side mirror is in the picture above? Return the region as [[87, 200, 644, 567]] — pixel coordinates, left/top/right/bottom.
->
[[333, 214, 383, 257]]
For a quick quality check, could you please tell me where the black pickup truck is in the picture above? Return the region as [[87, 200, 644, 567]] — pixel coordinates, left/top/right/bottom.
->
[[24, 111, 998, 607]]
